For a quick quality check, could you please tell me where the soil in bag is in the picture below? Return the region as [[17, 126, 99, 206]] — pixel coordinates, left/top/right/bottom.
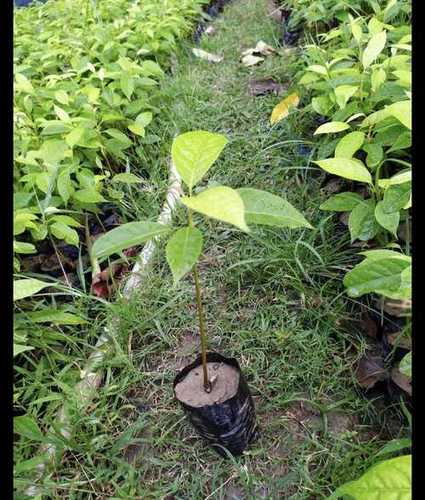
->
[[174, 352, 259, 457]]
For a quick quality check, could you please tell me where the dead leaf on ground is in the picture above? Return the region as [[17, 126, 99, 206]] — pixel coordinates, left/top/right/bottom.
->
[[248, 78, 285, 96], [241, 54, 264, 67], [386, 331, 411, 350], [322, 178, 345, 195], [192, 47, 223, 63], [356, 354, 388, 389], [270, 92, 300, 124], [359, 313, 378, 339], [242, 40, 276, 57], [390, 366, 412, 396], [375, 296, 412, 317]]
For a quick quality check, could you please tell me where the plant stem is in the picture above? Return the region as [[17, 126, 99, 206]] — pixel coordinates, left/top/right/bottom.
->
[[188, 208, 211, 393], [193, 263, 211, 393]]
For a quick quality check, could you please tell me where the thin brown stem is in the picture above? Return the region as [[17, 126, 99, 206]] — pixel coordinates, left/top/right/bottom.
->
[[188, 208, 211, 392], [193, 263, 211, 392]]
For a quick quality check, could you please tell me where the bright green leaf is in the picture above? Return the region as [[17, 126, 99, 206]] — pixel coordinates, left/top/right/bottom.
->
[[171, 131, 228, 190], [375, 201, 399, 236], [348, 199, 379, 242], [343, 257, 410, 297], [166, 227, 203, 284], [335, 132, 365, 158], [362, 31, 387, 68], [237, 188, 312, 229], [314, 158, 372, 184], [320, 192, 363, 211], [333, 455, 411, 500], [181, 186, 249, 232], [92, 221, 170, 260], [314, 122, 350, 135], [14, 279, 51, 301]]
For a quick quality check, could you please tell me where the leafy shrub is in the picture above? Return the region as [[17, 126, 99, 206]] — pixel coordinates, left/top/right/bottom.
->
[[14, 0, 206, 269]]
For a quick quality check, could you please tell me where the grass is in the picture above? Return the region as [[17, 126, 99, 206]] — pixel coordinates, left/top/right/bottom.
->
[[14, 0, 409, 498]]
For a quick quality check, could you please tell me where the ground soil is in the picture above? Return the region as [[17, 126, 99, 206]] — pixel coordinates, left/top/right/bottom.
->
[[175, 362, 240, 407]]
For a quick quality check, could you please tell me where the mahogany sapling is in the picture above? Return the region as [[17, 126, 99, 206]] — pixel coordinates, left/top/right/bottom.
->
[[92, 130, 313, 394]]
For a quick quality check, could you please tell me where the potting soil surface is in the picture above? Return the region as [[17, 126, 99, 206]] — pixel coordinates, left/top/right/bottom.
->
[[175, 362, 240, 407]]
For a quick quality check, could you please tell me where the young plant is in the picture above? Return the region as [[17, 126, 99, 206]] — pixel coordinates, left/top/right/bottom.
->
[[92, 131, 313, 392]]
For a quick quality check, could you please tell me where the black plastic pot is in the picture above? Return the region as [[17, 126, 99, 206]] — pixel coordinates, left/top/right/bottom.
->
[[173, 352, 259, 457]]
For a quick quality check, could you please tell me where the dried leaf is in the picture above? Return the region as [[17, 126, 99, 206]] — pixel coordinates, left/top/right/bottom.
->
[[322, 178, 345, 195], [390, 367, 412, 396], [248, 78, 285, 96], [241, 40, 275, 57], [241, 54, 264, 67], [387, 332, 411, 350], [376, 296, 412, 317], [356, 354, 388, 389], [192, 48, 223, 63], [270, 93, 300, 124], [359, 313, 378, 339]]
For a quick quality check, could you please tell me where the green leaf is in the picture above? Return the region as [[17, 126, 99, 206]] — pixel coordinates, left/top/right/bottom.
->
[[399, 352, 411, 379], [15, 73, 34, 94], [73, 189, 105, 203], [65, 127, 86, 148], [335, 132, 365, 158], [314, 122, 350, 135], [334, 85, 358, 109], [359, 249, 411, 262], [55, 90, 69, 105], [166, 227, 203, 284], [14, 416, 44, 441], [171, 131, 228, 190], [237, 188, 312, 228], [54, 105, 70, 122], [50, 222, 79, 246], [371, 68, 386, 92], [375, 201, 399, 236], [112, 173, 142, 184], [14, 241, 37, 254], [120, 74, 135, 100], [343, 257, 410, 297], [57, 167, 74, 205], [333, 455, 411, 500], [314, 158, 372, 184], [14, 344, 34, 357], [311, 96, 333, 116], [128, 123, 145, 137], [38, 139, 69, 165], [386, 100, 411, 130], [141, 60, 164, 78], [362, 31, 387, 68], [105, 129, 132, 148], [349, 199, 379, 242], [181, 186, 249, 232], [17, 310, 87, 325], [320, 192, 363, 211], [382, 183, 411, 213], [363, 143, 383, 169], [41, 121, 70, 136], [378, 170, 411, 189], [49, 215, 81, 228], [376, 438, 411, 458], [92, 221, 170, 260], [135, 112, 153, 127], [14, 279, 51, 301]]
